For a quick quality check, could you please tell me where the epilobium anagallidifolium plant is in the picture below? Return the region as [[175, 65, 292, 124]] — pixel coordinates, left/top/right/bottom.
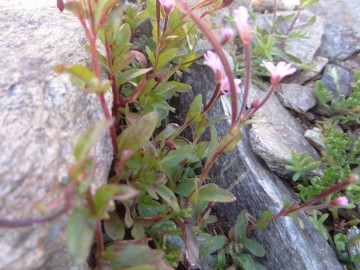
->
[[0, 1, 357, 269]]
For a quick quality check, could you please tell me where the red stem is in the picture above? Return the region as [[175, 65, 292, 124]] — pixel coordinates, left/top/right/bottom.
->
[[0, 184, 74, 228], [104, 36, 119, 118], [176, 0, 238, 128], [244, 84, 276, 121], [238, 40, 252, 121], [82, 13, 119, 158], [184, 133, 237, 208], [202, 82, 221, 115]]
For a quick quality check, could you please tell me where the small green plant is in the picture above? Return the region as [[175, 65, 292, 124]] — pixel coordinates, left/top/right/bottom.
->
[[286, 69, 360, 268], [285, 151, 321, 181], [314, 70, 360, 125]]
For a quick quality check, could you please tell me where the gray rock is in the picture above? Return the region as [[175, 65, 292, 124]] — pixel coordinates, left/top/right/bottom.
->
[[248, 84, 320, 179], [347, 226, 360, 269], [312, 63, 353, 117], [256, 10, 324, 64], [0, 1, 113, 269], [321, 64, 352, 99], [341, 53, 360, 72], [277, 83, 317, 113], [283, 56, 328, 85], [304, 128, 326, 153], [252, 0, 300, 12], [309, 0, 360, 60], [174, 64, 342, 270]]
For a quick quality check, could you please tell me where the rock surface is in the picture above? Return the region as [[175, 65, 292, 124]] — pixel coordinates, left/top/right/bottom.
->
[[309, 0, 360, 60], [248, 84, 320, 179], [175, 64, 343, 270], [347, 226, 360, 269], [304, 128, 326, 153], [277, 83, 317, 113], [321, 64, 352, 99], [252, 0, 300, 12], [284, 56, 328, 85], [0, 1, 113, 269]]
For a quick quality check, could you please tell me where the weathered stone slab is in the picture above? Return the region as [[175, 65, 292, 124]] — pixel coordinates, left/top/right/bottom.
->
[[309, 0, 360, 60], [277, 83, 317, 113], [0, 1, 113, 269], [248, 84, 320, 179], [253, 0, 300, 12], [174, 64, 342, 270], [283, 56, 328, 85]]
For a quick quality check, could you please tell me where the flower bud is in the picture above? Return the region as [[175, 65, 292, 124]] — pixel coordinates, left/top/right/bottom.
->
[[222, 28, 234, 43], [329, 196, 349, 207], [57, 0, 64, 12], [233, 6, 251, 45], [159, 0, 173, 16], [165, 139, 176, 150], [250, 98, 260, 109]]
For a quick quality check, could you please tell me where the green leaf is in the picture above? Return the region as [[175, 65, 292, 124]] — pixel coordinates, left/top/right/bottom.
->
[[255, 210, 272, 229], [103, 242, 171, 269], [94, 0, 117, 29], [200, 235, 227, 256], [66, 208, 96, 264], [64, 1, 84, 19], [155, 81, 191, 98], [117, 68, 153, 86], [300, 0, 319, 9], [244, 238, 265, 257], [73, 119, 114, 161], [54, 64, 110, 93], [131, 221, 145, 240], [104, 211, 125, 240], [154, 184, 180, 212], [69, 159, 95, 194], [146, 46, 156, 67], [138, 196, 162, 216], [113, 43, 133, 58], [216, 249, 226, 270], [117, 23, 132, 45], [205, 126, 218, 167], [198, 184, 236, 202], [157, 48, 178, 69], [235, 210, 248, 243], [117, 112, 158, 151], [112, 51, 135, 73], [185, 94, 203, 123], [160, 144, 197, 179], [314, 80, 332, 107], [153, 123, 179, 144], [94, 184, 138, 218], [175, 179, 196, 197], [219, 127, 242, 152], [236, 253, 255, 270]]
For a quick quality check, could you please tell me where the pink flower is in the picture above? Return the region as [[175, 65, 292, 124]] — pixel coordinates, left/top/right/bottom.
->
[[329, 196, 349, 206], [159, 0, 173, 15], [261, 60, 296, 86], [203, 51, 242, 95], [221, 77, 242, 95], [204, 51, 224, 82], [222, 28, 234, 42], [233, 6, 251, 45]]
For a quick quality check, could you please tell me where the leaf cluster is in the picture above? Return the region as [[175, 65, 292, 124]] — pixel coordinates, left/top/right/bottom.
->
[[286, 70, 360, 267], [314, 70, 360, 125]]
